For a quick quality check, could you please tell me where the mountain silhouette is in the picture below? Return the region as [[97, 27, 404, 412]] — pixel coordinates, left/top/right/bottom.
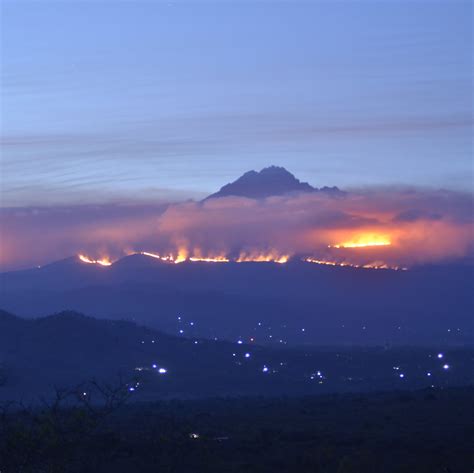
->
[[205, 165, 342, 200]]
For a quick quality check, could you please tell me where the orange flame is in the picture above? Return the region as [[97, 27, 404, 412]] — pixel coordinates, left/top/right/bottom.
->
[[189, 256, 230, 263], [236, 251, 289, 264], [140, 251, 175, 262], [304, 257, 406, 271], [140, 250, 287, 264], [78, 254, 112, 266], [77, 249, 407, 271], [329, 234, 391, 249]]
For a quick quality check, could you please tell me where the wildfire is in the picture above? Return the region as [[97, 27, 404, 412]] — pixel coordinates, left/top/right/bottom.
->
[[78, 254, 112, 266], [189, 257, 230, 263], [236, 252, 289, 264], [139, 250, 288, 264], [141, 251, 175, 262], [141, 251, 229, 264], [77, 250, 407, 271], [329, 234, 391, 249], [304, 257, 406, 271]]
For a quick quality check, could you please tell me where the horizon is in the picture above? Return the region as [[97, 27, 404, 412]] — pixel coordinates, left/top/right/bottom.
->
[[1, 164, 473, 271]]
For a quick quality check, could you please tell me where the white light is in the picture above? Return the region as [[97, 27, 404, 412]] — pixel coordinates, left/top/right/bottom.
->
[[399, 373, 405, 378], [190, 322, 194, 326], [152, 364, 157, 369], [437, 353, 443, 359], [194, 340, 198, 344], [237, 340, 243, 345], [158, 368, 167, 374], [301, 328, 305, 332], [129, 387, 135, 392], [427, 372, 432, 376], [179, 329, 184, 334], [244, 353, 251, 358], [262, 366, 269, 373], [443, 364, 449, 370]]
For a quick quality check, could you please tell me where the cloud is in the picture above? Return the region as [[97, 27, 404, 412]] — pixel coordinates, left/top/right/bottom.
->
[[392, 209, 442, 223], [0, 188, 472, 271]]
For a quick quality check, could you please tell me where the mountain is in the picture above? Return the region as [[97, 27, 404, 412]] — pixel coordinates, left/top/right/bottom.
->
[[0, 255, 472, 347], [205, 165, 343, 200]]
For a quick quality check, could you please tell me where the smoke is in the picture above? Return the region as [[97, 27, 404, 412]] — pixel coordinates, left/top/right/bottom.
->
[[1, 188, 472, 271]]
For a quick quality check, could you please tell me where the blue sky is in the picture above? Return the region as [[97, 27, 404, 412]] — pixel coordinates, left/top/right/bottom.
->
[[1, 0, 472, 206]]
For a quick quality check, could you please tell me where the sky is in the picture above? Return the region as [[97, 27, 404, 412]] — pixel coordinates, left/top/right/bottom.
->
[[1, 0, 472, 207]]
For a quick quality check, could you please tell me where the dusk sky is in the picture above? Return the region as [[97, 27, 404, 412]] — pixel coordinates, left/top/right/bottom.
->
[[2, 1, 472, 207]]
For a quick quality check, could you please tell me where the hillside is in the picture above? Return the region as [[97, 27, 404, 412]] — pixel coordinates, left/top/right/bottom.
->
[[0, 255, 472, 346], [0, 310, 472, 402]]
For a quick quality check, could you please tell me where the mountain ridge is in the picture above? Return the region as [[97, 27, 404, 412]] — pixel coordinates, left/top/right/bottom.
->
[[205, 165, 343, 200]]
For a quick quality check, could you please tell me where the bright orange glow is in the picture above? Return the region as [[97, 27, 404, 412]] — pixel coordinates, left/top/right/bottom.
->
[[305, 257, 406, 271], [236, 251, 289, 264], [140, 251, 162, 260], [78, 254, 112, 266], [77, 250, 407, 271], [139, 250, 289, 264], [140, 251, 175, 262], [189, 256, 229, 263], [173, 247, 189, 264], [329, 234, 391, 249]]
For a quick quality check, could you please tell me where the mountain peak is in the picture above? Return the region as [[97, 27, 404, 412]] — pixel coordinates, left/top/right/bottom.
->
[[205, 166, 342, 200]]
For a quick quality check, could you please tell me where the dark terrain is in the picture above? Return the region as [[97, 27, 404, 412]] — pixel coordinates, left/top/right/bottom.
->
[[1, 255, 472, 346], [1, 386, 473, 472], [0, 310, 472, 402]]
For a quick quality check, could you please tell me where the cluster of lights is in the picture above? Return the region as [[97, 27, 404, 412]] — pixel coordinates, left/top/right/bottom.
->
[[392, 353, 452, 381], [132, 332, 461, 395], [133, 316, 459, 393], [310, 370, 324, 381]]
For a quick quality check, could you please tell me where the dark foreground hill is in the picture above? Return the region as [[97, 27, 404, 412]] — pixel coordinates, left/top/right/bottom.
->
[[0, 254, 473, 346], [0, 310, 472, 402], [1, 386, 473, 473]]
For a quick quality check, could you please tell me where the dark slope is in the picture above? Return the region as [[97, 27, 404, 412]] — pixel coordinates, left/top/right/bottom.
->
[[0, 255, 472, 345], [0, 310, 472, 402]]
